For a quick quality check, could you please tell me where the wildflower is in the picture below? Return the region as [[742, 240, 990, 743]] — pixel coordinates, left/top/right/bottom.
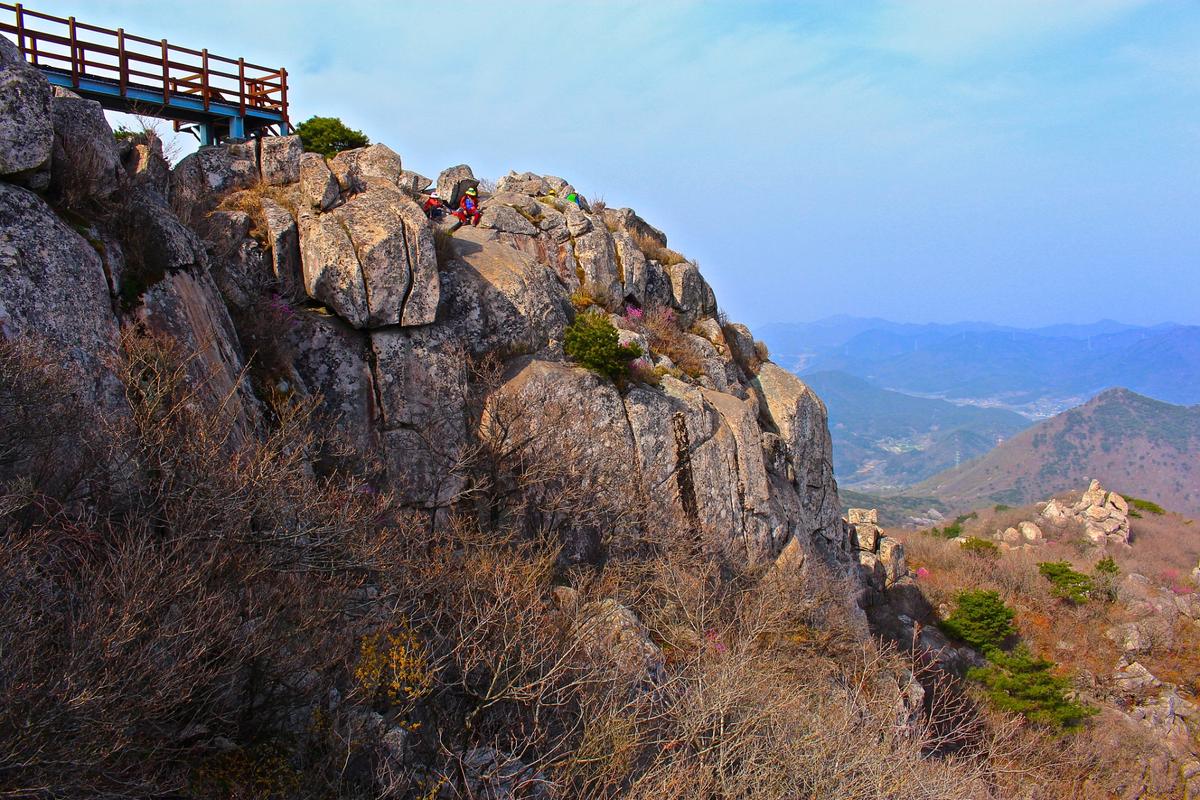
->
[[625, 305, 644, 321], [704, 628, 727, 654], [266, 293, 300, 330], [916, 567, 930, 579]]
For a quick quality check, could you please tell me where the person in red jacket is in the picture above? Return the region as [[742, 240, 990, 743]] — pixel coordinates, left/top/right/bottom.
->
[[422, 190, 446, 220], [454, 186, 481, 226]]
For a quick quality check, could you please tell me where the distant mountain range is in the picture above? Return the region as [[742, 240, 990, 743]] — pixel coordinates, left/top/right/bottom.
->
[[763, 317, 1200, 415], [803, 370, 1032, 490], [908, 388, 1200, 517]]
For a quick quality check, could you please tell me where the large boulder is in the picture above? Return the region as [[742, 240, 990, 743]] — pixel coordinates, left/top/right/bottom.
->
[[259, 135, 302, 185], [297, 185, 438, 327], [0, 182, 120, 406], [1040, 498, 1070, 522], [202, 209, 267, 309], [364, 228, 571, 504], [489, 359, 638, 561], [170, 145, 258, 222], [702, 387, 791, 552], [621, 378, 730, 538], [397, 169, 430, 196], [496, 170, 550, 196], [436, 163, 478, 209], [286, 311, 379, 457], [119, 187, 214, 290], [1071, 480, 1131, 545], [611, 230, 647, 304], [479, 203, 539, 236], [600, 207, 667, 250], [752, 364, 840, 545], [118, 133, 170, 197], [575, 599, 666, 685], [48, 92, 121, 203], [131, 268, 259, 436], [428, 225, 570, 356], [370, 325, 473, 506], [0, 32, 22, 67], [1018, 520, 1043, 543], [572, 222, 622, 303], [299, 152, 339, 211], [260, 198, 303, 298], [667, 261, 716, 320], [0, 42, 53, 186], [329, 143, 403, 193]]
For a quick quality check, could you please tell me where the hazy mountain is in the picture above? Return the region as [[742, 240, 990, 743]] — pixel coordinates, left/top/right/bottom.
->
[[910, 388, 1200, 516], [804, 370, 1032, 490], [761, 317, 1198, 414]]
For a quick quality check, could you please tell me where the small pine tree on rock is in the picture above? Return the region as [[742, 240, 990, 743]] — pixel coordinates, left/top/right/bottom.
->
[[1038, 561, 1094, 604], [940, 589, 1016, 651], [295, 116, 369, 158], [968, 645, 1095, 729], [564, 310, 641, 382]]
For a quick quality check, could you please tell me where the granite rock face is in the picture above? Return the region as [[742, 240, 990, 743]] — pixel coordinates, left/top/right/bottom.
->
[[259, 135, 302, 186], [297, 184, 438, 328], [0, 182, 121, 408], [0, 96, 844, 569], [0, 41, 53, 186], [49, 93, 122, 203]]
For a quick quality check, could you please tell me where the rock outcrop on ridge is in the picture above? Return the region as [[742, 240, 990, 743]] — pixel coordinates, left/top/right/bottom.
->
[[0, 59, 848, 571], [1040, 479, 1131, 546]]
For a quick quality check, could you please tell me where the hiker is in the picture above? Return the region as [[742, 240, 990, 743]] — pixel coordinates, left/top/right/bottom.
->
[[422, 190, 446, 220], [565, 191, 590, 212], [454, 186, 481, 226]]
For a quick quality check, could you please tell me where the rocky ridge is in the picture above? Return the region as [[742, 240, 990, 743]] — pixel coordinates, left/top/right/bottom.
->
[[0, 43, 854, 572]]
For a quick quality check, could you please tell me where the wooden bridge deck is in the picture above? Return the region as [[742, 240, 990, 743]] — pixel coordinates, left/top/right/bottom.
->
[[0, 2, 289, 143]]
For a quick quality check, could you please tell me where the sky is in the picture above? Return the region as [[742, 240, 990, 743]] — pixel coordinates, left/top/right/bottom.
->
[[49, 0, 1200, 328]]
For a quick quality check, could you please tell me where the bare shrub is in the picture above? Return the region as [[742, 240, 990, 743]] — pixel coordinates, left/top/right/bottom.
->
[[641, 306, 705, 378], [0, 332, 399, 798], [128, 110, 186, 165], [0, 339, 100, 514], [0, 335, 1140, 799]]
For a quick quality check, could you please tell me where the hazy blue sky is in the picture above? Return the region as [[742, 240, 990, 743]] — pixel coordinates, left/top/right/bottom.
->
[[57, 0, 1200, 327]]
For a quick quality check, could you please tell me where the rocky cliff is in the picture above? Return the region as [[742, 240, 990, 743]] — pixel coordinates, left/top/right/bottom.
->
[[11, 38, 1189, 800], [0, 34, 847, 571]]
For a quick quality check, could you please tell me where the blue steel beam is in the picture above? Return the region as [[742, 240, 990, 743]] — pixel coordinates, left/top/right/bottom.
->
[[43, 71, 286, 130]]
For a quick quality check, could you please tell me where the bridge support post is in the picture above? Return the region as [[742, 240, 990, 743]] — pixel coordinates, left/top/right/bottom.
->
[[229, 115, 245, 141], [198, 122, 215, 147]]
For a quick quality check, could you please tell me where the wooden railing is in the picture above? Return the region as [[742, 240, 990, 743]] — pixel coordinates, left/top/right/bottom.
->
[[0, 2, 288, 123]]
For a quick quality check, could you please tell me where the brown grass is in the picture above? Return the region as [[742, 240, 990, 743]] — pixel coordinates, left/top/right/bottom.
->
[[213, 180, 298, 243], [632, 231, 687, 266]]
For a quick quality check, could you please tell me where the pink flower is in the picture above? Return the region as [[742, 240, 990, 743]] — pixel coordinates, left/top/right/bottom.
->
[[625, 306, 644, 320], [704, 628, 727, 654], [915, 567, 930, 579]]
